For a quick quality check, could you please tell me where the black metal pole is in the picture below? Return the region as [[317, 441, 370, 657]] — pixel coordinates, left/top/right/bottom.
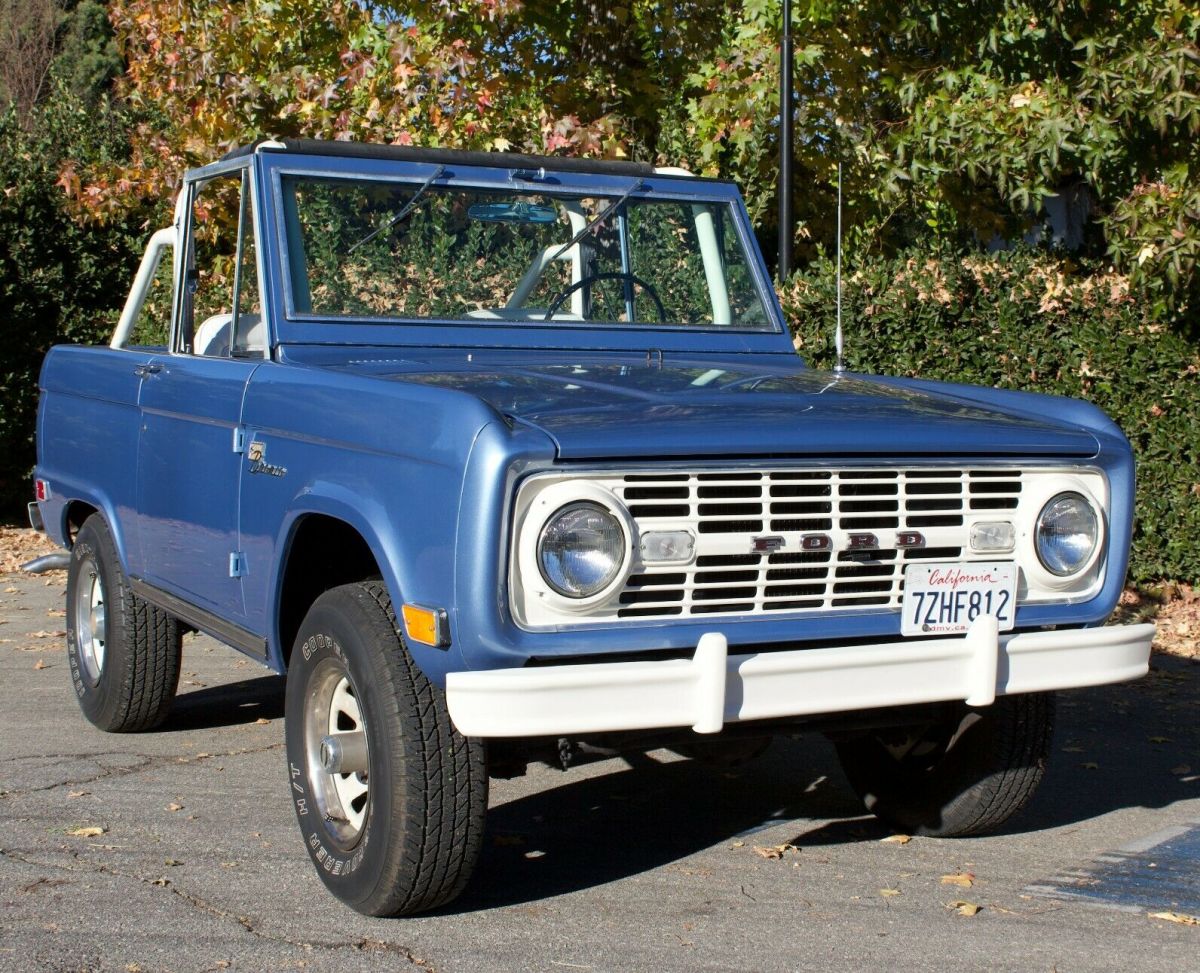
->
[[778, 0, 794, 283]]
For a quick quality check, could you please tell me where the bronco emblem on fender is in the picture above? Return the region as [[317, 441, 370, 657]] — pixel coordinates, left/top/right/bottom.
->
[[247, 440, 287, 478]]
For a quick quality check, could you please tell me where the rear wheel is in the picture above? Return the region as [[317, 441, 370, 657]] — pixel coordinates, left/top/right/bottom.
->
[[834, 693, 1054, 837], [284, 581, 487, 916], [66, 514, 182, 732]]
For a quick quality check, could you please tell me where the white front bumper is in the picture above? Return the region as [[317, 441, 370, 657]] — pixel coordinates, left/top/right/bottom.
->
[[445, 621, 1155, 738]]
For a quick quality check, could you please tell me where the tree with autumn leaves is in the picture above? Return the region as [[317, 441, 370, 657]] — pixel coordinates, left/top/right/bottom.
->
[[47, 0, 1199, 314]]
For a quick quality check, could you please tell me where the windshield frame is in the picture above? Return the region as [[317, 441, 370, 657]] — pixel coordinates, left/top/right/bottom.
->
[[256, 150, 791, 352]]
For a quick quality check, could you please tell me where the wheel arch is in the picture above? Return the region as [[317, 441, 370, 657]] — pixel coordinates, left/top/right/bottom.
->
[[272, 509, 392, 672], [63, 499, 100, 543], [57, 494, 134, 573]]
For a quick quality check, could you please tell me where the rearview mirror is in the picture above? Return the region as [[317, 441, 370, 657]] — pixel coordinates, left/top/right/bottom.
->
[[467, 201, 558, 224]]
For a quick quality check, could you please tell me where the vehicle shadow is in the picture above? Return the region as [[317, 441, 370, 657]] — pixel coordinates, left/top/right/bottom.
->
[[449, 653, 1199, 912], [1008, 652, 1199, 832], [148, 651, 1197, 909], [164, 675, 286, 731], [452, 735, 867, 912]]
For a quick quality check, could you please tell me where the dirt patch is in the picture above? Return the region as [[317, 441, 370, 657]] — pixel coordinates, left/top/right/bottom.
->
[[1113, 584, 1199, 660], [0, 526, 60, 575]]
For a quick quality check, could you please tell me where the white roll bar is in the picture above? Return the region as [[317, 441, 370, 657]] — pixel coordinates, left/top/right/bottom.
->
[[110, 227, 176, 349]]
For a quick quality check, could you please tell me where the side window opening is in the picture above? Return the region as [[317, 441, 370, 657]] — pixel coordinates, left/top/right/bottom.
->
[[183, 170, 264, 358], [125, 245, 174, 347]]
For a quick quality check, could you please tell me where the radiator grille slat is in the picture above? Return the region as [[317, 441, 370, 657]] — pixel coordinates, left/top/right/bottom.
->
[[608, 467, 1025, 621]]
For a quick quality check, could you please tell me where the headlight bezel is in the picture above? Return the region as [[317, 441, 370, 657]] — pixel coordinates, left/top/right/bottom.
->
[[1019, 479, 1107, 593], [514, 480, 635, 614]]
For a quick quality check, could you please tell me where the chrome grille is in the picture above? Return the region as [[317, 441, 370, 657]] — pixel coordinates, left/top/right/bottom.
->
[[612, 468, 1023, 620]]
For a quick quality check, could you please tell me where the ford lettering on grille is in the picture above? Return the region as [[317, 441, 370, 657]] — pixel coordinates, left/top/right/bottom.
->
[[611, 467, 1023, 621]]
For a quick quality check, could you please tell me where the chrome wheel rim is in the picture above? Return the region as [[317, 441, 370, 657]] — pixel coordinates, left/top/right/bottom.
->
[[304, 658, 370, 848], [73, 557, 106, 684]]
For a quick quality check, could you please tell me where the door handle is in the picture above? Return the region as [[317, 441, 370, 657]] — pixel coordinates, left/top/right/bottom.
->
[[134, 363, 163, 378]]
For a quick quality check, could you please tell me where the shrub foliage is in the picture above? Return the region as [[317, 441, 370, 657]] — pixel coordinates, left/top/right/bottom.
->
[[0, 94, 163, 513], [782, 248, 1200, 582]]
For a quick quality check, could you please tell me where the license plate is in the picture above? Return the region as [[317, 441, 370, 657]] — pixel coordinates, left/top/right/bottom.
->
[[901, 562, 1017, 637]]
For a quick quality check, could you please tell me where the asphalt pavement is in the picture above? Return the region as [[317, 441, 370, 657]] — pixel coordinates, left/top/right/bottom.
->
[[1, 569, 1197, 973]]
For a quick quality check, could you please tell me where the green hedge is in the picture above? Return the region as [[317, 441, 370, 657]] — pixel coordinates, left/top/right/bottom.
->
[[0, 95, 162, 515], [781, 248, 1200, 584]]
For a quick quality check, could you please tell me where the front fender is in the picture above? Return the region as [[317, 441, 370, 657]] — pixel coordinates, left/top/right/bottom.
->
[[264, 469, 466, 680]]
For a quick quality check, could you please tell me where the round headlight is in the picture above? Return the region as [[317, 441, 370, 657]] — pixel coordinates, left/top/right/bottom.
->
[[1035, 492, 1099, 576], [537, 502, 626, 598]]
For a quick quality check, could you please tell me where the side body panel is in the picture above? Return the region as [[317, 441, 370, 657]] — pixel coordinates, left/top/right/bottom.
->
[[136, 355, 259, 619], [237, 361, 511, 679], [35, 345, 153, 569]]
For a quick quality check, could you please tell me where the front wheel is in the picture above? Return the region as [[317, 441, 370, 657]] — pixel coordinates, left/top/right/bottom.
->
[[834, 693, 1055, 837], [284, 582, 487, 916]]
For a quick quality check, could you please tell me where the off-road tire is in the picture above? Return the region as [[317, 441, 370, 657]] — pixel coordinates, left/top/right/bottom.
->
[[834, 692, 1055, 837], [284, 581, 487, 916], [66, 513, 182, 732]]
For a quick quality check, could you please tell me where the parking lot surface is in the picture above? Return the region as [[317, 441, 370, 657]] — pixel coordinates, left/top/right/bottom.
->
[[1, 569, 1197, 972]]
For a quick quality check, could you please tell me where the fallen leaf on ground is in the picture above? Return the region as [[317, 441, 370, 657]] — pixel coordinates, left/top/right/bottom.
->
[[150, 877, 170, 887], [254, 717, 270, 725], [941, 873, 975, 887], [879, 888, 901, 898], [164, 859, 183, 867], [66, 826, 105, 838], [880, 834, 912, 845], [29, 630, 65, 639], [524, 850, 546, 859], [33, 660, 49, 670], [1171, 764, 1192, 775], [1148, 911, 1199, 926], [754, 843, 797, 860], [166, 803, 184, 812], [67, 791, 89, 798], [948, 900, 982, 916]]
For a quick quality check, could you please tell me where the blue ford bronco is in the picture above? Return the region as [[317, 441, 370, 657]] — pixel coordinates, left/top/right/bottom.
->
[[31, 139, 1154, 916]]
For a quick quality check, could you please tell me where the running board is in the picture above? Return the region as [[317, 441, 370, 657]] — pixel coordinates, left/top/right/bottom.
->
[[129, 578, 268, 661]]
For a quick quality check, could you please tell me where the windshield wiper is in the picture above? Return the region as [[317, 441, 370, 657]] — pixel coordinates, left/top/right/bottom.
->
[[546, 178, 646, 265], [349, 164, 447, 254]]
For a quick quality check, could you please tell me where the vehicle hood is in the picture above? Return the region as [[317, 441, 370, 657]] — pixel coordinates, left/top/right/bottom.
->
[[330, 351, 1100, 459]]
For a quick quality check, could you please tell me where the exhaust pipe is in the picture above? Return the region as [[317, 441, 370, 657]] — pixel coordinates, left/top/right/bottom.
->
[[22, 553, 71, 574]]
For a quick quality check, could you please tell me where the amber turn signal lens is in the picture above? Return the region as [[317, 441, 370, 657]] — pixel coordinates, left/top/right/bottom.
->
[[401, 604, 449, 648]]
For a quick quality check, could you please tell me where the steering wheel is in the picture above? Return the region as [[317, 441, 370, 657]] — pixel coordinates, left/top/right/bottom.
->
[[544, 271, 667, 323]]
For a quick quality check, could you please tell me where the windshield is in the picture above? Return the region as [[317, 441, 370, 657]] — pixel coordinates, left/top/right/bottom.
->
[[279, 175, 773, 331]]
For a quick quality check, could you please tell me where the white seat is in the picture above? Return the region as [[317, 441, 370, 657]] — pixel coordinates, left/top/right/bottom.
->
[[194, 312, 264, 357], [194, 313, 232, 356]]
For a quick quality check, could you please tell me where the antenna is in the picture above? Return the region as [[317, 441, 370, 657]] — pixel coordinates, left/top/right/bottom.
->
[[778, 0, 794, 282], [834, 159, 845, 374]]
